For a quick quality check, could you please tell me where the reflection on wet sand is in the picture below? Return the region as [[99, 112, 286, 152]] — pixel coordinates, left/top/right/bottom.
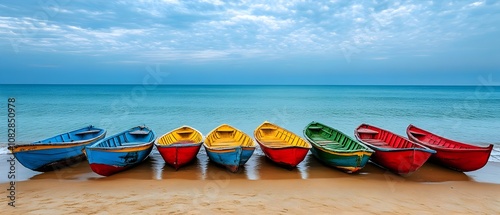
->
[[1, 151, 498, 184], [402, 162, 471, 182], [303, 155, 364, 179], [28, 160, 97, 181], [149, 150, 206, 180], [250, 154, 303, 180]]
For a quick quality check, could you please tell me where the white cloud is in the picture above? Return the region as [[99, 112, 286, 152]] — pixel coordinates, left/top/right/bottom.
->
[[217, 13, 294, 31], [0, 0, 498, 63], [200, 0, 224, 6], [469, 1, 484, 7], [372, 5, 418, 27]]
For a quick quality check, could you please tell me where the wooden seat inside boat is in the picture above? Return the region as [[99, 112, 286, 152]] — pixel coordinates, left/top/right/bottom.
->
[[260, 131, 305, 147], [210, 137, 239, 147], [357, 128, 379, 134], [307, 126, 323, 130], [261, 140, 290, 147], [314, 140, 339, 146], [129, 130, 150, 135], [363, 139, 390, 147], [171, 140, 197, 144], [176, 130, 193, 134], [121, 142, 142, 146], [260, 126, 277, 130], [218, 127, 234, 131], [409, 131, 426, 136], [75, 130, 101, 135]]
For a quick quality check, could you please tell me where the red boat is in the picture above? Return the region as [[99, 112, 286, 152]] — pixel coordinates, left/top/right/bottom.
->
[[406, 124, 493, 172], [155, 126, 203, 170], [354, 124, 436, 175], [254, 121, 311, 169]]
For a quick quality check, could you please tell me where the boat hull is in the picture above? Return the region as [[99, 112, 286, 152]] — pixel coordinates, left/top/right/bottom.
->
[[204, 146, 255, 173], [407, 125, 493, 172], [257, 143, 309, 168], [85, 145, 153, 176], [427, 148, 492, 172], [310, 146, 372, 173], [369, 149, 433, 174], [355, 124, 436, 175], [254, 121, 311, 169], [156, 144, 202, 170], [12, 147, 90, 172], [10, 127, 105, 172]]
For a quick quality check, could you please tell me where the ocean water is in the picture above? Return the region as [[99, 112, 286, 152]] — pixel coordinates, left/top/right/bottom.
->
[[1, 85, 499, 161]]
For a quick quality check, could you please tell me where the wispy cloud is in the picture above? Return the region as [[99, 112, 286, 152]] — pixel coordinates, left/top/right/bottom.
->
[[0, 0, 499, 63]]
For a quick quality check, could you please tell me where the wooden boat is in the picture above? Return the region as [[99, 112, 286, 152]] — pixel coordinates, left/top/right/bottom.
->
[[84, 126, 155, 176], [204, 124, 255, 173], [354, 124, 436, 175], [304, 122, 374, 173], [254, 121, 311, 168], [406, 124, 493, 172], [8, 125, 106, 172], [155, 125, 203, 170]]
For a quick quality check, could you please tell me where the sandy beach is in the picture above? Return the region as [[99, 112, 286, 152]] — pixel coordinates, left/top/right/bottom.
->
[[2, 151, 500, 214]]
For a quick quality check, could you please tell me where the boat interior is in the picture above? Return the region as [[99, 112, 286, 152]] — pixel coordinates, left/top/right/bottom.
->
[[157, 126, 203, 146], [36, 127, 104, 144], [306, 123, 366, 151], [256, 123, 310, 148], [357, 126, 416, 149], [96, 127, 155, 148], [408, 127, 476, 149], [205, 124, 254, 148]]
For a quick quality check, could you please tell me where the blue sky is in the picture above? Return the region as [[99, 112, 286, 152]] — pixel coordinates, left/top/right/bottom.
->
[[1, 0, 499, 85]]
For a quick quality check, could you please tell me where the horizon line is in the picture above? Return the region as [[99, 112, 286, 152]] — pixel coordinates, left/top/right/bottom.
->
[[1, 83, 500, 87]]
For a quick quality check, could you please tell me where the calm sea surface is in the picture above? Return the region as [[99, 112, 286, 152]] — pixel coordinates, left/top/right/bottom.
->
[[1, 85, 499, 160]]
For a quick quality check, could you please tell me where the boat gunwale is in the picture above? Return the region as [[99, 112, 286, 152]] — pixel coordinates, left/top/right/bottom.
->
[[9, 127, 107, 153], [406, 124, 494, 152], [256, 141, 311, 149], [255, 121, 312, 149], [156, 142, 202, 148], [86, 126, 156, 151], [303, 121, 373, 153], [154, 125, 204, 147], [86, 142, 154, 152], [203, 124, 256, 149], [354, 123, 436, 154]]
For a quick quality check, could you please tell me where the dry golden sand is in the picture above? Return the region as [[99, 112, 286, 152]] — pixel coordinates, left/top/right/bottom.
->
[[2, 153, 500, 214], [3, 176, 500, 214]]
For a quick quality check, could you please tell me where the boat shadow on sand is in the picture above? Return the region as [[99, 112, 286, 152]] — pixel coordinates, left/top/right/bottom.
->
[[19, 153, 477, 183], [302, 154, 473, 183], [360, 161, 472, 183], [28, 160, 99, 181]]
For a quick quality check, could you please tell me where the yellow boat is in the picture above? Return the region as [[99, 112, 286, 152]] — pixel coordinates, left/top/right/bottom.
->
[[204, 124, 256, 172], [155, 126, 203, 170], [254, 121, 311, 168]]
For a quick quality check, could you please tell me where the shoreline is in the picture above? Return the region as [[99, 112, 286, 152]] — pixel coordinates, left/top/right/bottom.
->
[[2, 175, 500, 214], [2, 152, 500, 184], [1, 152, 500, 214], [0, 149, 500, 184]]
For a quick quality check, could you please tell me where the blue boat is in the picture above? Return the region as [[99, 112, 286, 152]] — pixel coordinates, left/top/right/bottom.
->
[[9, 125, 106, 172], [84, 126, 155, 176], [204, 124, 256, 173]]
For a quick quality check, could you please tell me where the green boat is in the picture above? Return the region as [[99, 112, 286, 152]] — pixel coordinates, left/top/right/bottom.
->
[[303, 121, 374, 173]]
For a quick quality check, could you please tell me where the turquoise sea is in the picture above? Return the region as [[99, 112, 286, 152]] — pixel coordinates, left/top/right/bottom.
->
[[0, 85, 499, 162]]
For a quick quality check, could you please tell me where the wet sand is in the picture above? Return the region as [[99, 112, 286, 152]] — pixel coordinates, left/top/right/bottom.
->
[[1, 149, 500, 214]]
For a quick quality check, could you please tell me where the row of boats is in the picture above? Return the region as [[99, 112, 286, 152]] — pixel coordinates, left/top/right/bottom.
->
[[9, 122, 493, 176]]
